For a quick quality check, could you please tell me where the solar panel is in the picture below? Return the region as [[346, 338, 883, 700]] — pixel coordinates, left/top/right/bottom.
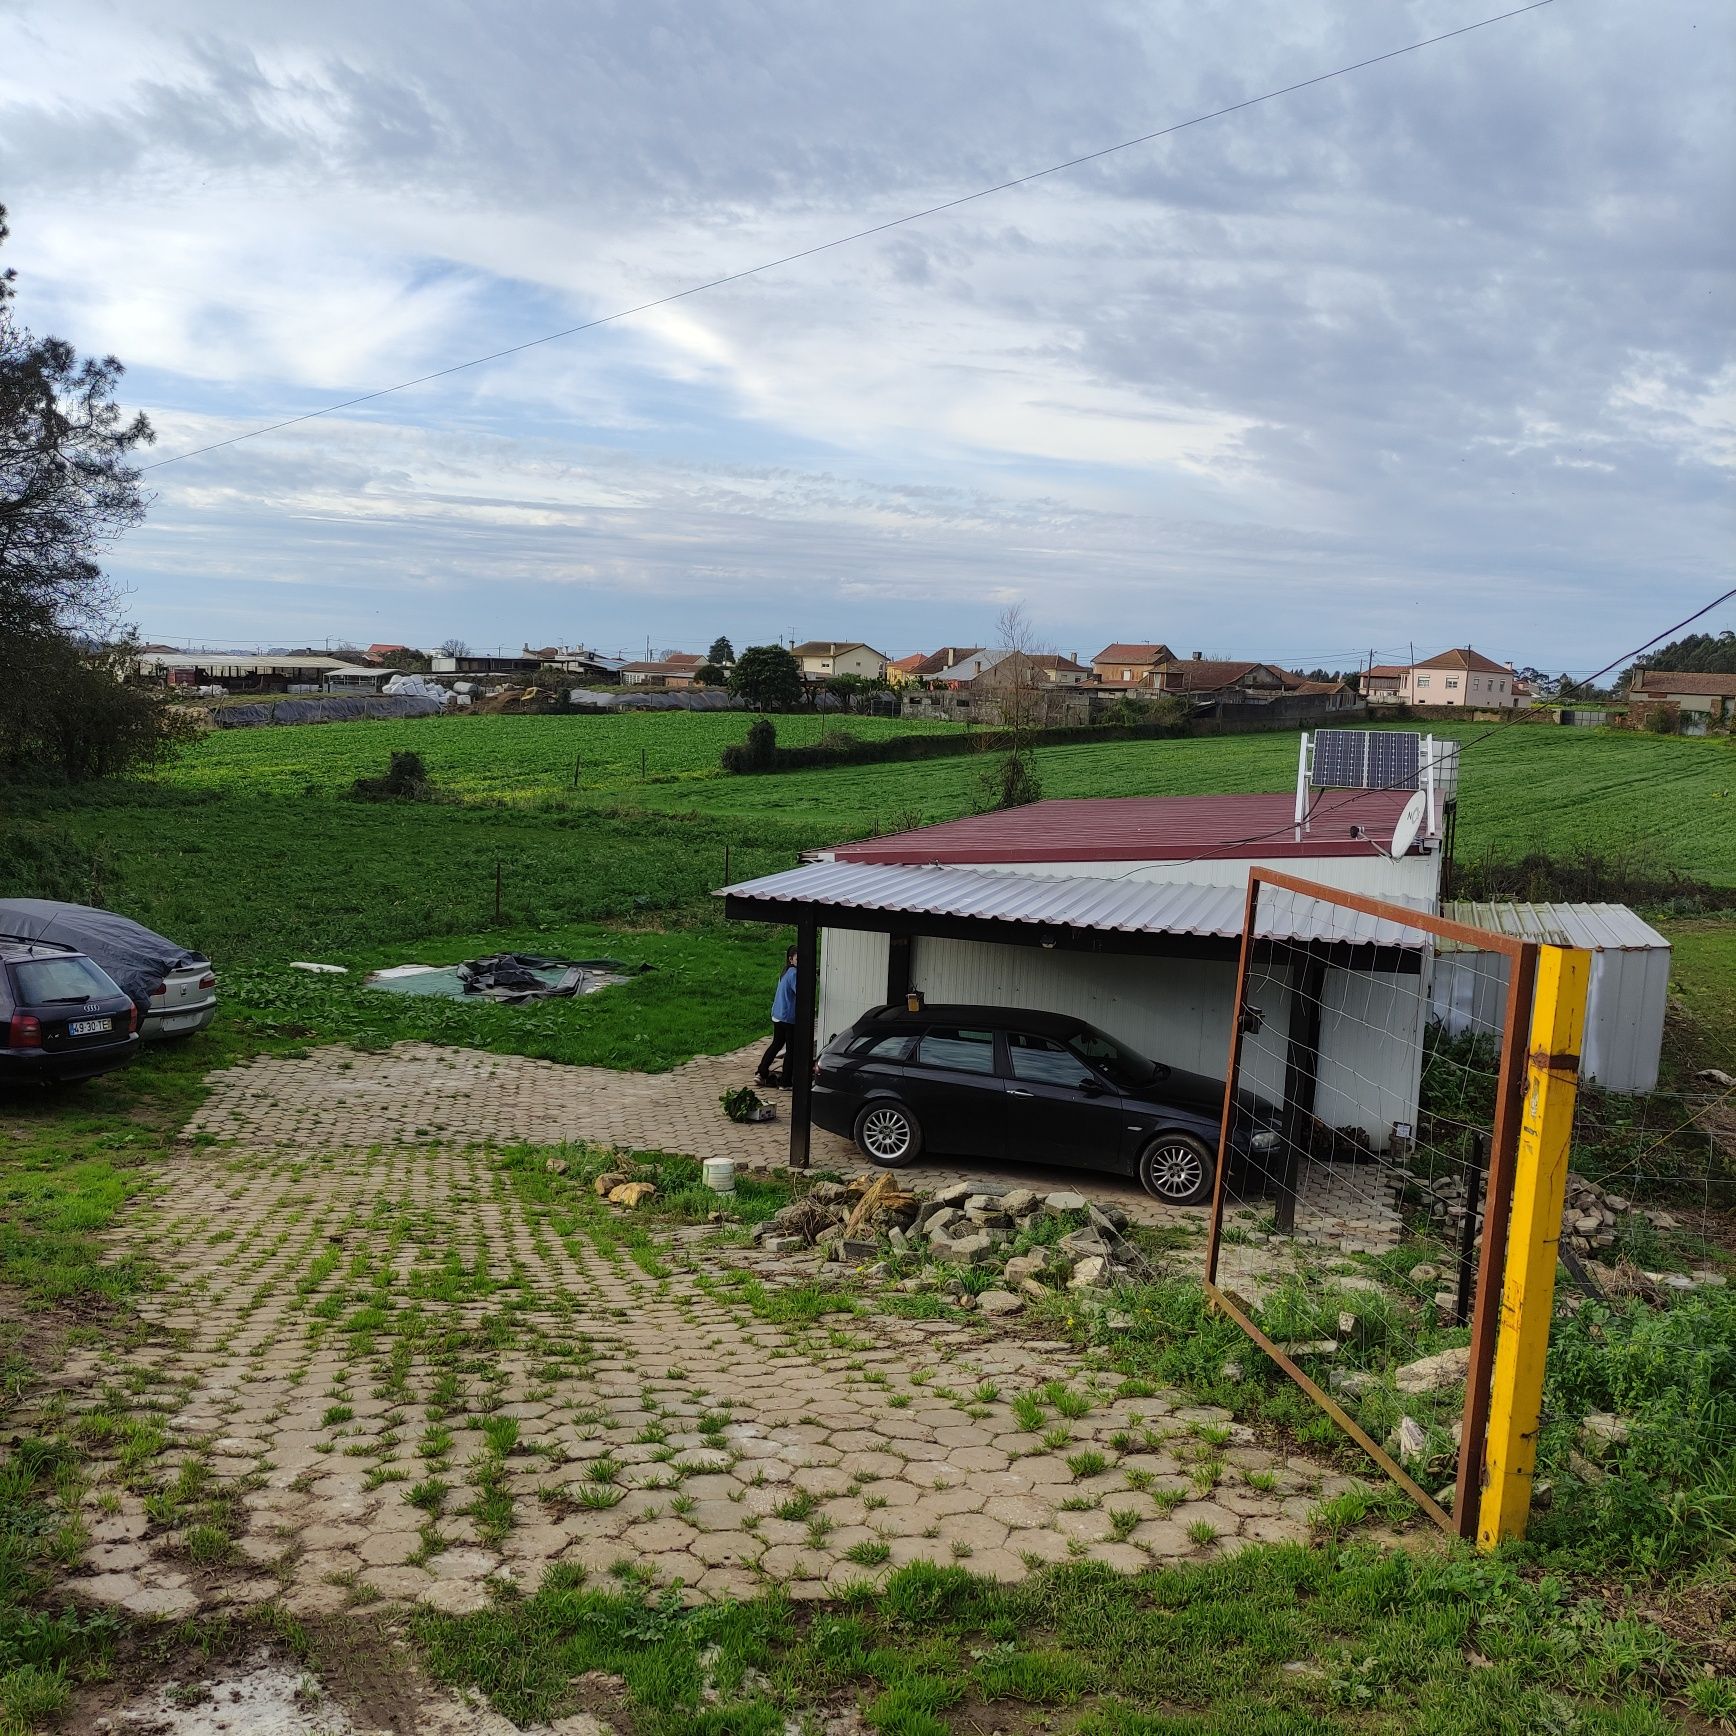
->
[[1310, 729, 1420, 791]]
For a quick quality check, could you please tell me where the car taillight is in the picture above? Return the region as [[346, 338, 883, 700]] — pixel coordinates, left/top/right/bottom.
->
[[199, 973, 217, 990], [8, 1013, 42, 1049], [148, 982, 167, 998], [127, 1005, 139, 1035]]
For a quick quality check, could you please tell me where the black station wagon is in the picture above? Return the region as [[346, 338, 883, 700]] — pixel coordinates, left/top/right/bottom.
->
[[811, 1003, 1281, 1205]]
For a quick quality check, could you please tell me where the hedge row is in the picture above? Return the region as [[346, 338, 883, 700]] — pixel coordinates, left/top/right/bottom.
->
[[720, 717, 1192, 775]]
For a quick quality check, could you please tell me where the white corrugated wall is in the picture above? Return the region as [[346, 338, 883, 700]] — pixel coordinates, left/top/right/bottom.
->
[[817, 927, 1420, 1144], [1427, 942, 1669, 1093]]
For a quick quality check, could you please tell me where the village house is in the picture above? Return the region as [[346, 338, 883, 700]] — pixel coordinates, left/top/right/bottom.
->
[[792, 642, 890, 683], [1364, 648, 1518, 708], [620, 652, 704, 688], [899, 647, 983, 685], [948, 649, 1092, 689], [1626, 669, 1736, 731], [1090, 642, 1176, 685], [885, 653, 930, 687]]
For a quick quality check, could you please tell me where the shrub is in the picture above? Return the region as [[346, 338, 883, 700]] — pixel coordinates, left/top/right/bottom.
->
[[350, 750, 433, 801], [974, 749, 1042, 812], [720, 717, 779, 773]]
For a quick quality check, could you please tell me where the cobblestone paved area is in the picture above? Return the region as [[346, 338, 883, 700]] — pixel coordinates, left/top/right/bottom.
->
[[47, 1045, 1374, 1623], [182, 1042, 1400, 1250]]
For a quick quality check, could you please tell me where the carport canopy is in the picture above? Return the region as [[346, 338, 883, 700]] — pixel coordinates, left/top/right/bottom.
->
[[716, 859, 1430, 1166]]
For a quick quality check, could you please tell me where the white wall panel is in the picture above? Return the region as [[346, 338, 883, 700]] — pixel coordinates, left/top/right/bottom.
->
[[818, 928, 887, 1047]]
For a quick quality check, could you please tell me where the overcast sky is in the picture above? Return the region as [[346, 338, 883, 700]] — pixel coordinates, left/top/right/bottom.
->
[[3, 0, 1731, 668]]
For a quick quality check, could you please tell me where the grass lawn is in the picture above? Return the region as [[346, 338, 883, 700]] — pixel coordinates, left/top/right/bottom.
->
[[406, 1551, 1713, 1734], [1664, 917, 1736, 1070], [152, 709, 960, 803]]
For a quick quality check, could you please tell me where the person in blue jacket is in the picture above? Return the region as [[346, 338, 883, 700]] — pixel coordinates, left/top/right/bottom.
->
[[756, 945, 799, 1085]]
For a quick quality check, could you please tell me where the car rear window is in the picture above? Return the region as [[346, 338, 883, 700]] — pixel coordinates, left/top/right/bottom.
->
[[12, 956, 117, 1004], [851, 1033, 912, 1060], [911, 1027, 996, 1073]]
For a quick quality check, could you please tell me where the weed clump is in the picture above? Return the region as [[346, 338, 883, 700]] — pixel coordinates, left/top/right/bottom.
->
[[350, 749, 433, 801]]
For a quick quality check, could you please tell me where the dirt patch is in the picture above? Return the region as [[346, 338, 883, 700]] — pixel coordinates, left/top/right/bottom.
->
[[69, 1626, 617, 1734]]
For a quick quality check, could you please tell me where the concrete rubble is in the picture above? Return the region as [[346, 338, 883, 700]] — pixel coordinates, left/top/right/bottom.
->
[[749, 1175, 1149, 1306]]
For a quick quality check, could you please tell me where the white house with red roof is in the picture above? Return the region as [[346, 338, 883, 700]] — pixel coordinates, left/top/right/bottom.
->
[[1365, 648, 1518, 708]]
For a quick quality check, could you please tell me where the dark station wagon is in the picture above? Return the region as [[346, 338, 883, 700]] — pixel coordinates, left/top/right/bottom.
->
[[0, 937, 141, 1087], [812, 1003, 1281, 1205]]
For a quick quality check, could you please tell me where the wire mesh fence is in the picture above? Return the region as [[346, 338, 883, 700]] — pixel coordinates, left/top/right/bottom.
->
[[1205, 871, 1530, 1535], [1205, 869, 1736, 1559]]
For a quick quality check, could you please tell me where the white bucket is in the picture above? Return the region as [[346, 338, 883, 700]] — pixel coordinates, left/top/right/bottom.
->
[[702, 1157, 736, 1195]]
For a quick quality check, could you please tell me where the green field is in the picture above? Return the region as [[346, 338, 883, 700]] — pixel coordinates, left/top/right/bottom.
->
[[157, 708, 956, 801], [12, 714, 1731, 1074]]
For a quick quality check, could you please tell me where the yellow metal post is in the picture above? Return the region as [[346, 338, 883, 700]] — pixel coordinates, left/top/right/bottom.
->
[[1477, 943, 1591, 1549]]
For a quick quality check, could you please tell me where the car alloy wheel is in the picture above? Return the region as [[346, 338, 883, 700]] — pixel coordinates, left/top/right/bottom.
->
[[857, 1104, 917, 1165], [1141, 1135, 1214, 1206]]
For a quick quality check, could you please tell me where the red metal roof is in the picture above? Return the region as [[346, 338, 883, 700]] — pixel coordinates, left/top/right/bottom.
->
[[831, 790, 1417, 866]]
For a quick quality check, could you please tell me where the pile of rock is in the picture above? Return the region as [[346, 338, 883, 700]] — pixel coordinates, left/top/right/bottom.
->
[[750, 1176, 1143, 1304], [1409, 1167, 1668, 1255]]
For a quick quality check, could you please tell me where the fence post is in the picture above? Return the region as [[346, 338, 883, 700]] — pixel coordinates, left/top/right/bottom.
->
[[1476, 943, 1590, 1549]]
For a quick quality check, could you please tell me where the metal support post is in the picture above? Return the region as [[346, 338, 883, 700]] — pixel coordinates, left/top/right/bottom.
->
[[885, 933, 913, 1006], [1452, 1132, 1487, 1329], [1274, 950, 1326, 1236], [787, 917, 819, 1171], [1476, 944, 1590, 1548]]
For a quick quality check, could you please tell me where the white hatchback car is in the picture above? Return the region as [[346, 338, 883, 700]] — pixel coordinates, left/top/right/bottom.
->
[[0, 900, 217, 1041]]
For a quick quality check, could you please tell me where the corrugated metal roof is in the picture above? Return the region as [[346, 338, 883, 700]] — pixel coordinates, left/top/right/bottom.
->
[[1441, 902, 1670, 951], [720, 861, 1431, 949], [830, 790, 1415, 866]]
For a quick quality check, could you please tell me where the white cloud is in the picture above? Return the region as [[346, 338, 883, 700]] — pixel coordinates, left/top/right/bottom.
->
[[1, 0, 1730, 665]]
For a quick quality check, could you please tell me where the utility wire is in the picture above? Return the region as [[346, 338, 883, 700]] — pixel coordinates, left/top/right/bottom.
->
[[141, 0, 1556, 474]]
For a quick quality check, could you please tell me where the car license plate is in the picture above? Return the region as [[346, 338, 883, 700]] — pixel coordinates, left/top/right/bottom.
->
[[68, 1017, 112, 1036]]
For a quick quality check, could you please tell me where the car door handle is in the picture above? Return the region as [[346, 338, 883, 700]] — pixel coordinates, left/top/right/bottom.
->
[[1007, 1088, 1033, 1097]]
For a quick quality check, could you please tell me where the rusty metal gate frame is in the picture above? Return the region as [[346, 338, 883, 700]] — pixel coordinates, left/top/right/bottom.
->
[[1204, 867, 1539, 1539]]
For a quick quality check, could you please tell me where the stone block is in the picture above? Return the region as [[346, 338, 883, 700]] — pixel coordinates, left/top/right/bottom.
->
[[1394, 1346, 1471, 1394]]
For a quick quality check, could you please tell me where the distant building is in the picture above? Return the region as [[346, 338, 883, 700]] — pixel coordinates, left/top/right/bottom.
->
[[1147, 656, 1358, 710], [900, 647, 983, 684], [430, 652, 542, 677], [1364, 648, 1518, 709], [526, 645, 628, 682], [134, 652, 350, 693], [1091, 642, 1176, 685], [367, 643, 410, 662], [1627, 670, 1736, 730], [886, 653, 930, 688], [620, 653, 702, 688], [950, 649, 1091, 688], [1150, 657, 1293, 700], [792, 642, 889, 682]]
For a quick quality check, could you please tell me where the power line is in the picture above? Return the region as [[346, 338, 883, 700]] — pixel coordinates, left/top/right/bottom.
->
[[140, 0, 1557, 474]]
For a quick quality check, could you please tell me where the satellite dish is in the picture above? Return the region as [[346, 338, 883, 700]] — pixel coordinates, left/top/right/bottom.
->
[[1391, 790, 1428, 858]]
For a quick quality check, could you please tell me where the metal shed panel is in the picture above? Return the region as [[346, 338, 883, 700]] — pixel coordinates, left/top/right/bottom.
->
[[1432, 901, 1670, 1092]]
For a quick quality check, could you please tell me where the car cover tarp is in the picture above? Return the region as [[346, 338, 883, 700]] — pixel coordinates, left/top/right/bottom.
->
[[364, 954, 632, 1003], [0, 899, 203, 1011]]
